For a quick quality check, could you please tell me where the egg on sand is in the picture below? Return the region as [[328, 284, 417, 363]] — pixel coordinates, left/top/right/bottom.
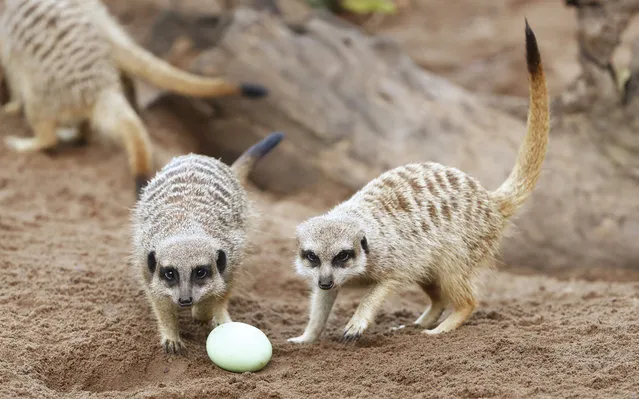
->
[[206, 322, 273, 373]]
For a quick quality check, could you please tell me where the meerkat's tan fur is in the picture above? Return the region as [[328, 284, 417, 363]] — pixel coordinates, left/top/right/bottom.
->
[[131, 133, 283, 353], [0, 0, 267, 196], [289, 21, 549, 343]]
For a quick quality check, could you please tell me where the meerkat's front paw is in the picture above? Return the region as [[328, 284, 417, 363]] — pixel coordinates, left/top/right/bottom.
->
[[342, 319, 368, 342], [161, 336, 186, 354], [287, 335, 314, 344]]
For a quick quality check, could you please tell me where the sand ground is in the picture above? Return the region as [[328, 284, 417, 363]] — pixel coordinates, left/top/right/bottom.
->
[[0, 111, 638, 398]]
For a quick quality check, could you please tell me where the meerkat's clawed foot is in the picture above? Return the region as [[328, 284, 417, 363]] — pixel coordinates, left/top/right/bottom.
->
[[414, 282, 448, 329], [342, 319, 366, 342], [341, 280, 400, 342], [162, 336, 186, 354], [151, 297, 184, 354], [2, 101, 22, 115]]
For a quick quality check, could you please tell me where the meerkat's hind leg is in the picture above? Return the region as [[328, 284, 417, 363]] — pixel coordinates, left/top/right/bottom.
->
[[423, 276, 476, 335], [150, 296, 185, 354], [5, 119, 58, 152], [342, 280, 402, 342], [414, 282, 448, 329], [91, 89, 153, 198]]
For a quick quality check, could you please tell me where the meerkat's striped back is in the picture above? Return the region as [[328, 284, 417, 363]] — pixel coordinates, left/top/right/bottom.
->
[[1, 0, 119, 114], [346, 162, 503, 266], [135, 154, 249, 248]]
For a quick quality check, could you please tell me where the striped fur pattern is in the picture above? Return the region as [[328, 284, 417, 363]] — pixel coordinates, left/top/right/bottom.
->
[[1, 0, 119, 120], [132, 155, 248, 353], [131, 133, 283, 354], [289, 21, 550, 344], [0, 0, 268, 198]]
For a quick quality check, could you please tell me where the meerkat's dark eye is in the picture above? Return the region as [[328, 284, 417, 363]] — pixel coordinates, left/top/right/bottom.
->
[[194, 266, 210, 280], [333, 250, 355, 264], [163, 269, 176, 281], [303, 250, 319, 264], [216, 250, 227, 274]]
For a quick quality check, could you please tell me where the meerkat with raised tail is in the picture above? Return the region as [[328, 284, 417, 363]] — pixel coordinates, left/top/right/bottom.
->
[[288, 21, 549, 344], [0, 0, 268, 197], [131, 132, 284, 354]]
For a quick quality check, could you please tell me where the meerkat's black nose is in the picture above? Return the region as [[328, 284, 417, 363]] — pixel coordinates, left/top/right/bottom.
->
[[178, 297, 193, 307], [318, 280, 334, 290]]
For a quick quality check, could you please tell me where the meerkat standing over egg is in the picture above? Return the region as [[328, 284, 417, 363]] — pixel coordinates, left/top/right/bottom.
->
[[288, 21, 549, 344], [0, 0, 268, 197], [131, 132, 284, 354]]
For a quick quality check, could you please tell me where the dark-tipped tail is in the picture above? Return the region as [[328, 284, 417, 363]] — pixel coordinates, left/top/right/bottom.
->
[[492, 20, 550, 218], [240, 83, 269, 98], [231, 132, 284, 184], [525, 19, 541, 75]]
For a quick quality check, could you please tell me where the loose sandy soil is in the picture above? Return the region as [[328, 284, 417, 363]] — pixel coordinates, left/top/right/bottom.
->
[[1, 112, 638, 398], [1, 1, 638, 398]]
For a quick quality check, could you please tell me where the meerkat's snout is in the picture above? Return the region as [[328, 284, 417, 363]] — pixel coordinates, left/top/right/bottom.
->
[[318, 274, 334, 290], [178, 297, 193, 307]]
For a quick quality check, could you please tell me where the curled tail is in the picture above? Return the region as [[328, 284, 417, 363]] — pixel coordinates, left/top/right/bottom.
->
[[97, 13, 268, 99], [492, 20, 550, 219], [231, 132, 284, 185]]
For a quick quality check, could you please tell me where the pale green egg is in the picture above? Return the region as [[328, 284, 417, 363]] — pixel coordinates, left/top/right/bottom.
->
[[206, 322, 272, 373]]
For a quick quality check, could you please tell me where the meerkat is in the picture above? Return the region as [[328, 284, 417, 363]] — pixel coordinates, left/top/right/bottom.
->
[[131, 132, 284, 354], [288, 21, 549, 344], [0, 0, 268, 197]]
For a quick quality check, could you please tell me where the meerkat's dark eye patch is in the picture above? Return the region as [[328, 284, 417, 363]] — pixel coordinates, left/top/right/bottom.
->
[[216, 250, 227, 274], [332, 249, 355, 266], [301, 250, 320, 266], [159, 267, 178, 285], [147, 251, 157, 273], [360, 236, 369, 254], [193, 265, 212, 280]]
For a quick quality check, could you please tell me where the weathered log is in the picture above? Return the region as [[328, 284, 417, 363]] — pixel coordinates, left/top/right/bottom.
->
[[140, 7, 639, 279]]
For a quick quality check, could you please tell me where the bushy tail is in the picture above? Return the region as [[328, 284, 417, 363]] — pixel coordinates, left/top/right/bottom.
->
[[231, 133, 284, 185], [97, 12, 268, 99], [492, 20, 550, 218]]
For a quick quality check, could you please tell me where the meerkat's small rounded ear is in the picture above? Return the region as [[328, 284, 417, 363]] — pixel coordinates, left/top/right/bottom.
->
[[216, 250, 227, 274], [147, 251, 157, 273], [360, 236, 369, 254]]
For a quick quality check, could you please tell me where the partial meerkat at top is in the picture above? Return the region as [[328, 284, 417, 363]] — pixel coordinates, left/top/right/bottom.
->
[[131, 132, 284, 354], [288, 21, 550, 344], [0, 0, 268, 197]]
